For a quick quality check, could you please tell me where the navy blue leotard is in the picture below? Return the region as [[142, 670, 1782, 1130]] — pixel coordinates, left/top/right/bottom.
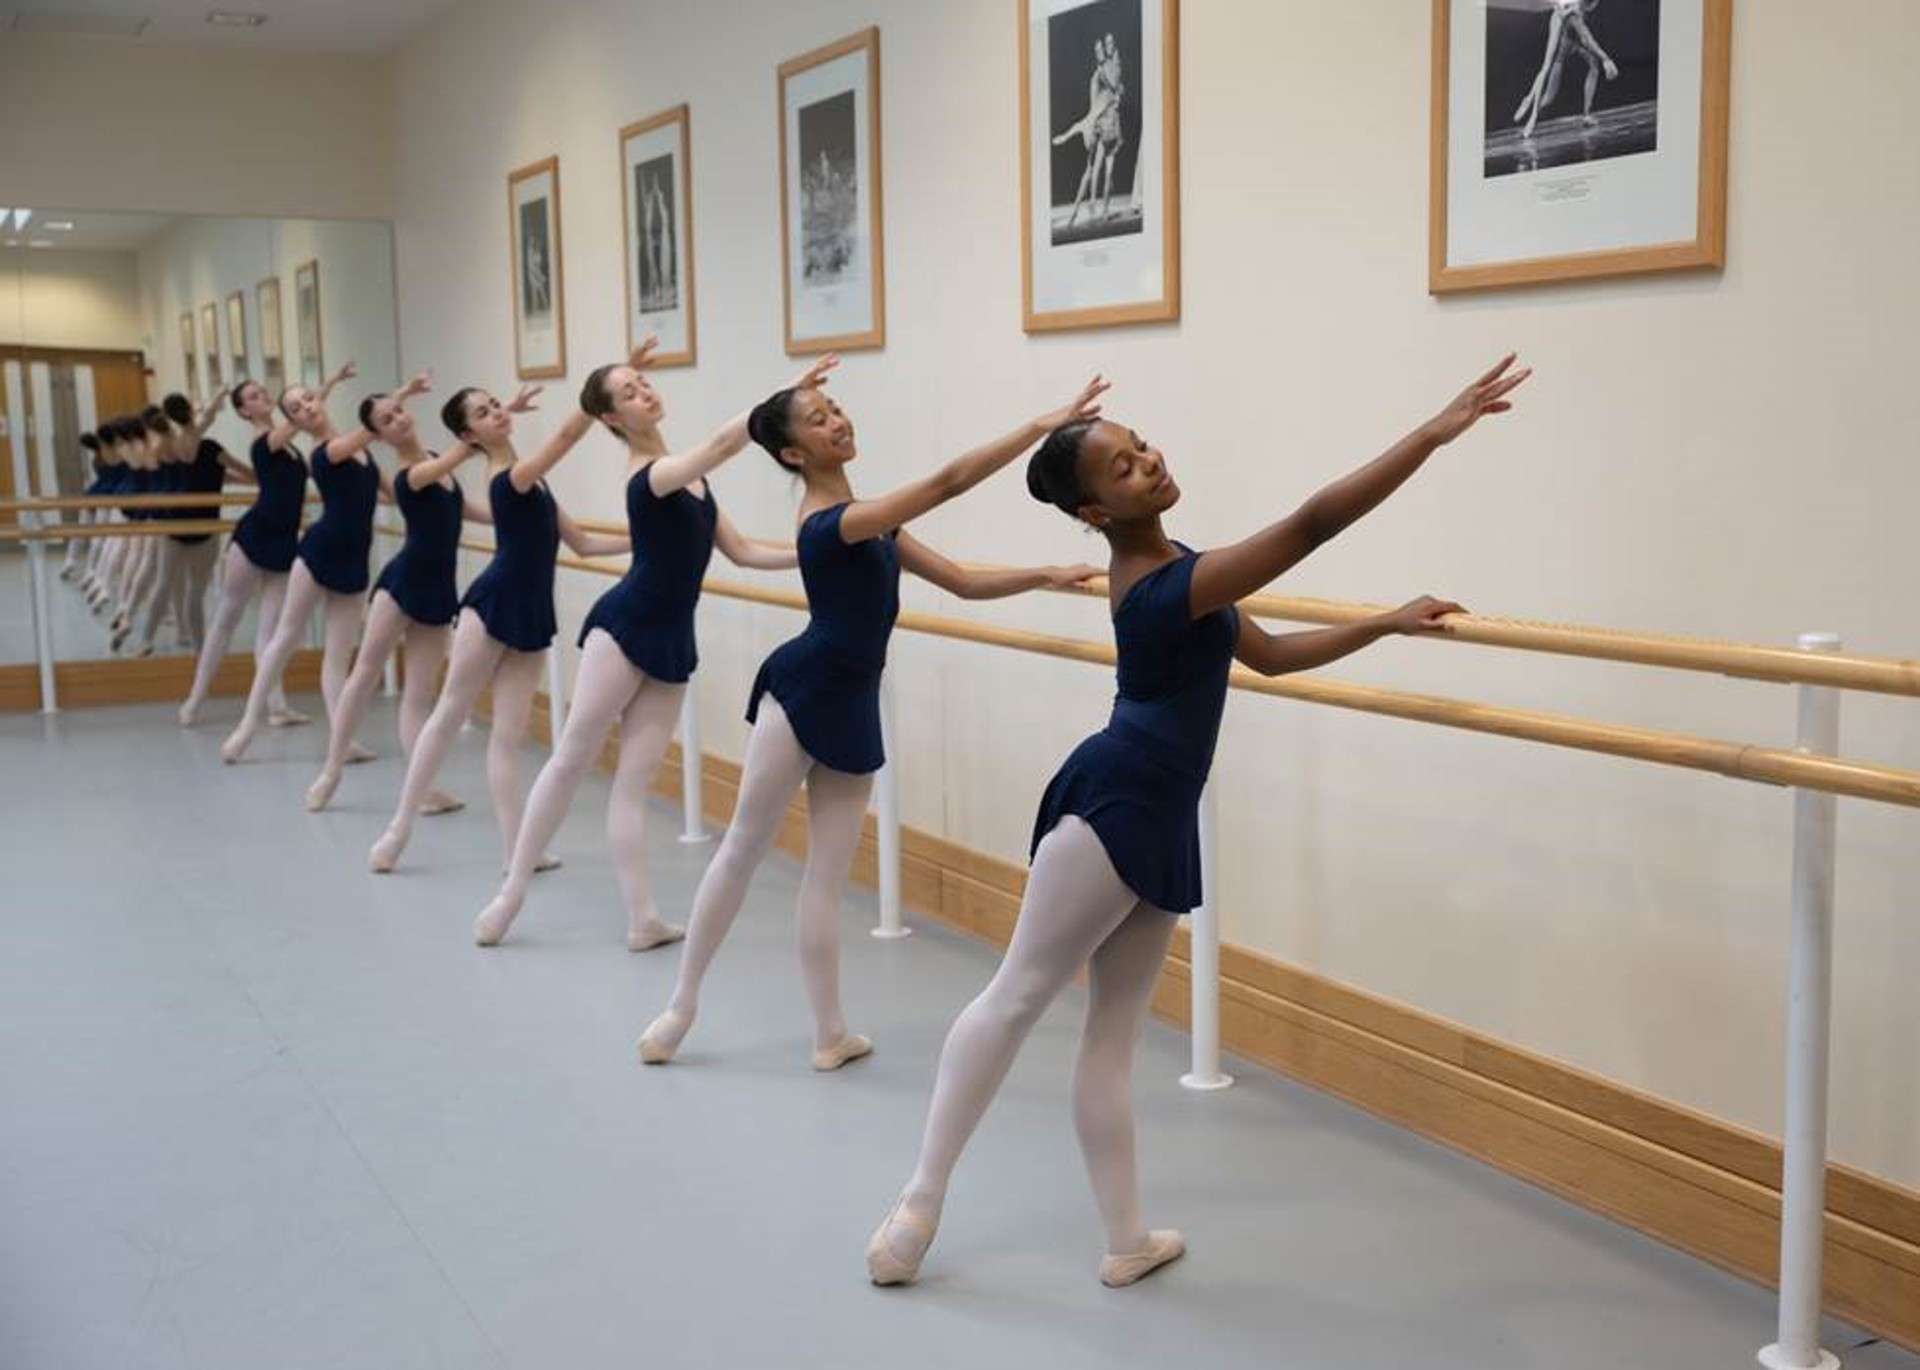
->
[[297, 441, 380, 594], [232, 435, 308, 573], [171, 440, 228, 547], [459, 469, 559, 651], [372, 467, 464, 626], [579, 467, 717, 682]]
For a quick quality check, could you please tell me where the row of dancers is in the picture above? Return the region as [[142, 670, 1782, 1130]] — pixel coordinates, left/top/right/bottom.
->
[[150, 339, 1529, 1285]]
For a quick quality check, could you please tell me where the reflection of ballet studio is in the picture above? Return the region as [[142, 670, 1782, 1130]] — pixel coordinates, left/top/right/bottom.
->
[[4, 3, 1919, 1369]]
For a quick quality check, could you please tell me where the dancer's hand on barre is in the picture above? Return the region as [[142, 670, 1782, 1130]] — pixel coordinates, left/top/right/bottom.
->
[[1423, 353, 1530, 447], [507, 383, 543, 414], [1042, 563, 1104, 589], [1383, 595, 1466, 635]]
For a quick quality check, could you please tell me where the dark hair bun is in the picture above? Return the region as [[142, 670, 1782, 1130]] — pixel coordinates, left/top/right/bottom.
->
[[1025, 457, 1053, 505], [747, 388, 799, 469], [162, 393, 194, 426]]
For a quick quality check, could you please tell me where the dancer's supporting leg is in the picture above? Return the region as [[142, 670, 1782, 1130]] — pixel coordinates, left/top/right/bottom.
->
[[868, 817, 1182, 1286], [795, 761, 873, 1063], [606, 677, 686, 951], [398, 619, 461, 814], [638, 698, 814, 1062], [318, 586, 366, 732], [482, 645, 546, 872], [132, 539, 187, 655], [307, 591, 408, 811], [220, 561, 326, 762], [180, 543, 263, 724], [369, 610, 503, 872], [180, 538, 219, 649]]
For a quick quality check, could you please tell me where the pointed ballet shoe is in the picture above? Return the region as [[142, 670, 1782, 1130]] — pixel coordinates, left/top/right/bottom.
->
[[419, 790, 465, 817], [866, 1198, 937, 1287], [473, 894, 521, 947], [1099, 1230, 1185, 1288], [811, 1034, 873, 1072], [177, 703, 199, 728], [533, 854, 563, 875], [267, 707, 311, 728], [344, 742, 378, 765], [626, 919, 685, 953], [219, 728, 253, 765], [305, 770, 341, 813], [368, 827, 407, 874], [636, 1010, 691, 1065]]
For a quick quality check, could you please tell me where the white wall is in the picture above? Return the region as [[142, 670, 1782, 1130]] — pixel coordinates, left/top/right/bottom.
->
[[0, 249, 144, 349], [136, 217, 402, 453], [0, 34, 393, 220], [389, 0, 1920, 1186]]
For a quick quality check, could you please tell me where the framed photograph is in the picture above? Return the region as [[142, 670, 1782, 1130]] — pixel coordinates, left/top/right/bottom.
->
[[620, 105, 697, 367], [225, 291, 248, 383], [508, 156, 567, 378], [778, 27, 885, 354], [294, 259, 324, 386], [1430, 0, 1731, 293], [201, 302, 222, 391], [178, 312, 199, 399], [256, 276, 286, 391], [1020, 0, 1181, 332]]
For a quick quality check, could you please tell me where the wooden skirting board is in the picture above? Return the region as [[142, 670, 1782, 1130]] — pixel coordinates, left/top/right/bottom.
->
[[0, 650, 324, 713]]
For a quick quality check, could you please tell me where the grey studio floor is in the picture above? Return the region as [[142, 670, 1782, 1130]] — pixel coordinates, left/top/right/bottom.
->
[[2, 700, 1913, 1370]]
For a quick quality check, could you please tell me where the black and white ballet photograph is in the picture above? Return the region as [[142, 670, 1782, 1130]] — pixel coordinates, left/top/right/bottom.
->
[[519, 198, 552, 318], [798, 90, 860, 287], [634, 154, 677, 312], [1483, 0, 1661, 178], [1045, 0, 1144, 246], [508, 155, 567, 376], [621, 105, 697, 365], [294, 258, 324, 384]]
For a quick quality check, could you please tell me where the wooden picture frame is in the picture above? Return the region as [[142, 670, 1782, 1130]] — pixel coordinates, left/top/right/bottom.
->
[[200, 302, 222, 391], [778, 27, 885, 355], [1429, 0, 1731, 293], [1019, 0, 1181, 332], [620, 104, 698, 367], [294, 259, 324, 387], [256, 276, 285, 391], [508, 155, 567, 378], [225, 290, 247, 383], [178, 312, 198, 399]]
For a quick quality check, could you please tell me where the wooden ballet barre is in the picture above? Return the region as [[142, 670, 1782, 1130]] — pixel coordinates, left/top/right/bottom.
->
[[0, 519, 237, 543], [0, 493, 318, 514]]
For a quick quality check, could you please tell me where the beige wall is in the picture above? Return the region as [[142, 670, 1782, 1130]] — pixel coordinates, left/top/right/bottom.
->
[[379, 0, 1920, 1187], [0, 249, 144, 349], [0, 34, 393, 220]]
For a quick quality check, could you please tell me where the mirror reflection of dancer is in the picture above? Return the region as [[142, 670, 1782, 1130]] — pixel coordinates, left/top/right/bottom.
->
[[867, 356, 1532, 1291], [1514, 0, 1618, 140], [634, 378, 1107, 1072], [470, 339, 818, 952], [1053, 34, 1125, 229]]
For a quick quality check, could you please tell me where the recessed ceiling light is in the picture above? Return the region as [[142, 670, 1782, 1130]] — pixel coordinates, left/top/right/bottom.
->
[[206, 10, 268, 27], [45, 220, 74, 231], [13, 209, 32, 231]]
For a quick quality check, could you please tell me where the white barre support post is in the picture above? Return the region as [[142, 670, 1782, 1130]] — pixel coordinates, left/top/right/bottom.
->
[[27, 517, 58, 714], [544, 646, 567, 753], [1759, 631, 1843, 1370], [676, 686, 709, 844], [1181, 782, 1232, 1090], [871, 669, 909, 939]]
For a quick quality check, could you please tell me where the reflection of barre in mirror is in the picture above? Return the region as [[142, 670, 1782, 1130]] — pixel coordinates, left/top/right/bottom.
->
[[470, 338, 812, 953], [866, 355, 1529, 1289], [634, 375, 1108, 1072]]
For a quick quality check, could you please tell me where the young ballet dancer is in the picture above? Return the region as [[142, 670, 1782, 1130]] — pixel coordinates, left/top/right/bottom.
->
[[365, 381, 632, 875], [128, 392, 248, 657], [865, 354, 1531, 1290], [178, 370, 351, 729], [304, 373, 488, 815], [634, 375, 1108, 1072], [221, 364, 385, 763], [470, 341, 824, 951]]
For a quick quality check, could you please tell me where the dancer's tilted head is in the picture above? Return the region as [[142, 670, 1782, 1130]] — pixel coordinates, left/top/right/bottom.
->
[[232, 380, 274, 423], [277, 384, 326, 432], [440, 387, 512, 447], [747, 385, 855, 476], [579, 364, 664, 439], [1026, 419, 1178, 530], [359, 392, 417, 445]]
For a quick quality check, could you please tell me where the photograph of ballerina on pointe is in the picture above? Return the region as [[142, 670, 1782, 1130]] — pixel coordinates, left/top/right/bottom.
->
[[799, 91, 860, 287], [635, 156, 678, 313], [1483, 0, 1660, 178], [1047, 0, 1144, 246], [520, 199, 553, 319]]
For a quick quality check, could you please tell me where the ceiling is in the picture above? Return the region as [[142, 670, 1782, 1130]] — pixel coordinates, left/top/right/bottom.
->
[[5, 0, 461, 55], [0, 210, 176, 252]]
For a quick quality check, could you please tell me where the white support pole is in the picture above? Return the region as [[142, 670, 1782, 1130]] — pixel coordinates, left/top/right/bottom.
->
[[544, 645, 567, 753], [1759, 631, 1843, 1370], [27, 522, 58, 714], [871, 669, 909, 939], [1181, 783, 1232, 1090], [676, 686, 709, 844]]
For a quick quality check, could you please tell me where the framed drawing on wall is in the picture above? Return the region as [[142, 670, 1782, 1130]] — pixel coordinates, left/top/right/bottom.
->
[[778, 27, 884, 354], [1430, 0, 1731, 293], [620, 105, 697, 367], [201, 303, 222, 391], [179, 312, 199, 399], [1020, 0, 1180, 332], [225, 291, 248, 383], [294, 259, 324, 387], [508, 156, 567, 378], [257, 276, 286, 391]]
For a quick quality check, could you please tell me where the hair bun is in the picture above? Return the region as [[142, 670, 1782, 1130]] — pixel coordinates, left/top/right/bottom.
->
[[1024, 454, 1053, 505]]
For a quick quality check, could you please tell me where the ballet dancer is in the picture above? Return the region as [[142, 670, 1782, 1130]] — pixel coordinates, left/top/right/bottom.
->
[[365, 382, 632, 875], [129, 391, 245, 657], [635, 376, 1108, 1072], [221, 363, 383, 763], [471, 341, 824, 951], [1515, 0, 1618, 141], [865, 354, 1530, 1290], [305, 373, 488, 815]]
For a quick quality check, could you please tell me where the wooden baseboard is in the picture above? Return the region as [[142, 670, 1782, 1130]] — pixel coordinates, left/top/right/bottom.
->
[[0, 650, 325, 713]]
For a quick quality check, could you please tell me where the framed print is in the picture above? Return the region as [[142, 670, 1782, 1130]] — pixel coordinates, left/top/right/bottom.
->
[[225, 291, 248, 383], [1430, 0, 1731, 293], [1020, 0, 1181, 332], [620, 105, 698, 367], [178, 312, 199, 399], [778, 27, 885, 354], [508, 156, 567, 378], [201, 302, 222, 391], [256, 276, 286, 391], [294, 259, 324, 387]]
